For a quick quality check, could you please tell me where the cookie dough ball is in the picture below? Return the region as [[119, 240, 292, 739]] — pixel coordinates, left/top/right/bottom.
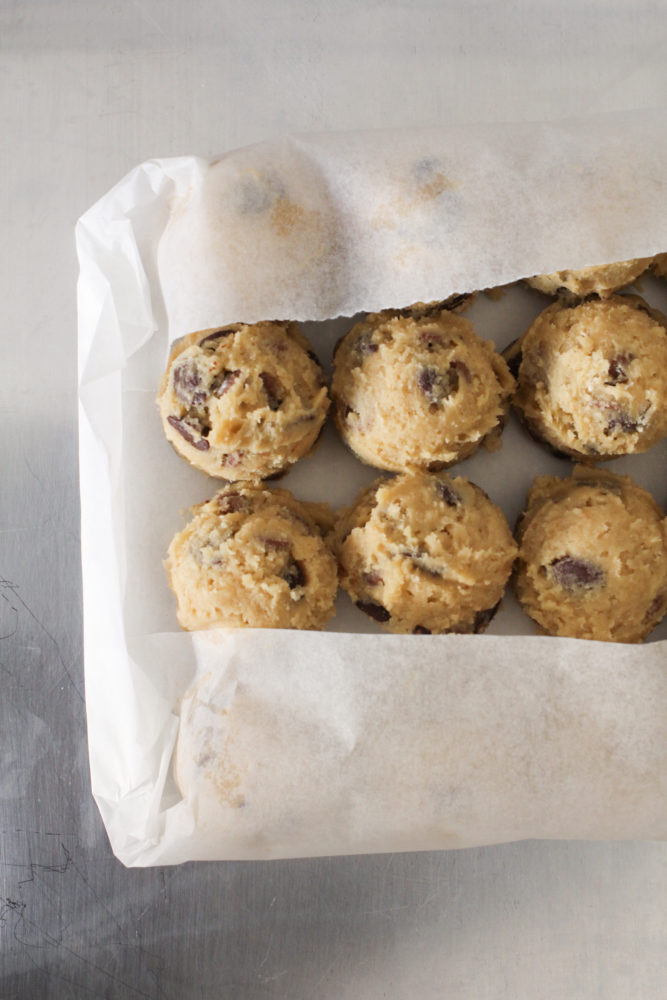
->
[[331, 303, 514, 472], [514, 466, 667, 643], [526, 257, 651, 299], [166, 484, 338, 631], [157, 320, 329, 480], [506, 294, 667, 460], [333, 471, 517, 634]]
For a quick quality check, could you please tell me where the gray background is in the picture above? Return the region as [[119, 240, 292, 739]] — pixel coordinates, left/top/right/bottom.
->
[[1, 2, 665, 996]]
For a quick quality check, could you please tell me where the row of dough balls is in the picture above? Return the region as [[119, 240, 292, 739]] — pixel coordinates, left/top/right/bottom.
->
[[157, 273, 667, 478], [165, 466, 667, 644]]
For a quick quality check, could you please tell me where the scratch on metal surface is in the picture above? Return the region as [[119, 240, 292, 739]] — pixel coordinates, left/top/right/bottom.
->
[[257, 969, 289, 984], [258, 931, 274, 968], [0, 574, 84, 703], [22, 452, 45, 488], [0, 896, 27, 932], [18, 843, 74, 886], [131, 0, 169, 39], [1, 893, 165, 998], [1, 838, 170, 999], [0, 584, 19, 639]]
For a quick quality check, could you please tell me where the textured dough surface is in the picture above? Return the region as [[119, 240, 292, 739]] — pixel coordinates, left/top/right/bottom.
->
[[331, 303, 514, 472], [166, 484, 338, 630], [509, 294, 667, 459], [157, 320, 329, 480], [514, 465, 667, 643], [526, 257, 651, 298], [333, 471, 517, 634]]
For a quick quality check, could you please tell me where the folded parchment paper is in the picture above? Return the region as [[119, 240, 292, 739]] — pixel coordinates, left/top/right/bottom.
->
[[77, 112, 666, 866]]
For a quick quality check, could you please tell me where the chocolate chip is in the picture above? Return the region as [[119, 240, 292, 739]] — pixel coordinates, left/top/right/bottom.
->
[[307, 351, 327, 387], [443, 294, 469, 312], [631, 300, 656, 318], [218, 492, 248, 514], [644, 592, 666, 622], [210, 369, 241, 397], [284, 510, 316, 535], [281, 560, 306, 590], [417, 364, 459, 406], [261, 537, 290, 551], [362, 570, 384, 587], [605, 411, 639, 434], [263, 468, 288, 482], [400, 297, 469, 318], [507, 354, 522, 378], [550, 555, 604, 591], [473, 602, 501, 633], [290, 413, 317, 426], [167, 415, 210, 451], [450, 358, 472, 382], [434, 480, 461, 507], [591, 395, 643, 435], [572, 477, 623, 496], [558, 292, 600, 307], [199, 328, 236, 348], [418, 328, 445, 351], [173, 361, 205, 405], [502, 339, 523, 379], [355, 331, 378, 357], [606, 353, 633, 385], [356, 600, 391, 623], [413, 625, 431, 634], [260, 371, 284, 410]]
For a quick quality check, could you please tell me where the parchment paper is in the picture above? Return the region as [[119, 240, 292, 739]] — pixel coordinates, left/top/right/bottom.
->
[[77, 112, 666, 866]]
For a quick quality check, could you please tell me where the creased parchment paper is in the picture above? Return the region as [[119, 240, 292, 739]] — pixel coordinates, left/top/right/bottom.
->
[[77, 112, 667, 866]]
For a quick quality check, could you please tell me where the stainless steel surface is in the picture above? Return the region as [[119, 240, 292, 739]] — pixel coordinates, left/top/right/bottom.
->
[[2, 2, 666, 996]]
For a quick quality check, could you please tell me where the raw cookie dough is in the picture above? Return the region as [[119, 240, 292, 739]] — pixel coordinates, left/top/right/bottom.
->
[[331, 302, 514, 472], [525, 257, 652, 299], [514, 466, 667, 643], [166, 484, 338, 630], [157, 320, 329, 480], [333, 471, 517, 634], [506, 294, 667, 460]]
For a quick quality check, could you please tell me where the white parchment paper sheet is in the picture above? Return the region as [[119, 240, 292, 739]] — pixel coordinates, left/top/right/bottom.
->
[[77, 113, 666, 866]]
